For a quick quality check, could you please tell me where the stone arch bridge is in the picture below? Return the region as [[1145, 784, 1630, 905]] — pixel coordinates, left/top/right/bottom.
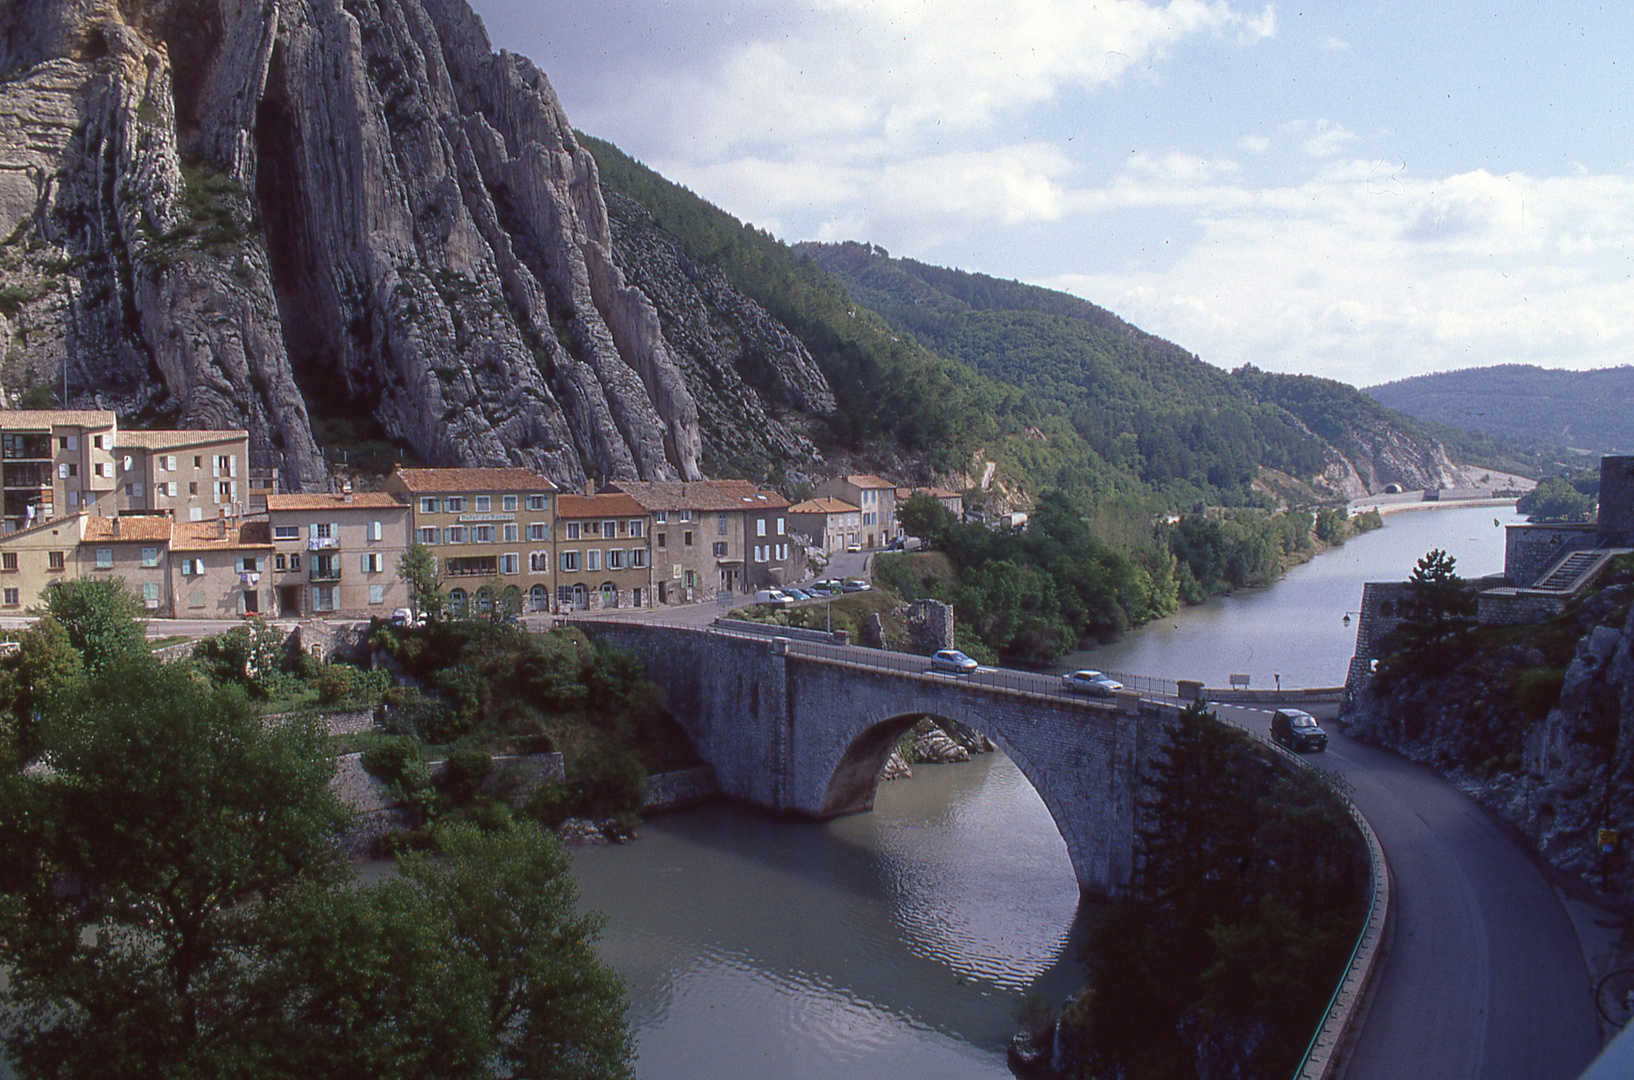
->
[[582, 622, 1179, 893]]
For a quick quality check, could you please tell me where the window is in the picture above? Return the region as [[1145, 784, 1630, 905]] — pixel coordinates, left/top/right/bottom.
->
[[215, 455, 232, 473], [194, 455, 202, 468], [48, 550, 63, 570], [777, 517, 785, 535], [95, 548, 113, 569], [445, 496, 465, 513], [607, 549, 623, 569], [560, 551, 579, 572], [503, 523, 519, 542], [677, 510, 693, 522], [603, 519, 617, 538], [58, 463, 75, 479], [630, 549, 646, 568], [528, 494, 548, 511], [656, 532, 666, 549], [469, 495, 489, 512], [754, 545, 764, 563], [2, 588, 17, 606], [93, 435, 103, 450], [312, 522, 333, 540], [587, 550, 602, 571], [369, 585, 386, 605], [162, 455, 175, 471], [154, 482, 169, 497], [654, 511, 668, 524], [683, 531, 694, 547], [713, 542, 728, 558], [240, 556, 259, 573], [530, 551, 551, 572], [96, 463, 108, 479], [290, 553, 300, 570], [444, 526, 467, 544], [756, 519, 767, 537], [420, 497, 440, 514], [275, 554, 286, 571], [361, 553, 383, 573], [499, 553, 519, 575], [718, 513, 729, 534], [274, 525, 300, 541], [684, 570, 696, 587], [418, 526, 438, 545], [629, 520, 644, 538], [141, 547, 159, 568], [566, 522, 581, 540], [217, 481, 232, 500], [61, 435, 76, 451], [502, 495, 518, 511], [310, 586, 336, 612], [189, 482, 198, 496], [188, 589, 205, 609], [142, 582, 160, 608], [528, 522, 549, 541], [472, 525, 494, 543], [0, 552, 14, 571], [368, 520, 383, 541]]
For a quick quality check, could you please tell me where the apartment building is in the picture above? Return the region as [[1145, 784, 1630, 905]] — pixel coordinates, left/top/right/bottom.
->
[[553, 493, 652, 610], [115, 429, 252, 521], [815, 475, 897, 548], [894, 486, 965, 531], [385, 467, 557, 617], [78, 515, 176, 614], [789, 497, 862, 555], [608, 479, 797, 603], [0, 513, 83, 611], [169, 518, 275, 617], [0, 410, 120, 531], [266, 492, 410, 618]]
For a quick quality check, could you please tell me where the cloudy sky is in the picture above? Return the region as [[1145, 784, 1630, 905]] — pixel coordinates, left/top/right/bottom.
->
[[468, 0, 1633, 388]]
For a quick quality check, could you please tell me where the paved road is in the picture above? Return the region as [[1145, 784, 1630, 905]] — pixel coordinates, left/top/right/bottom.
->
[[1217, 703, 1601, 1080]]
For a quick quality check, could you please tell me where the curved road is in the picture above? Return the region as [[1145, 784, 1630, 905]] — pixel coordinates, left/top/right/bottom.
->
[[1216, 703, 1601, 1080]]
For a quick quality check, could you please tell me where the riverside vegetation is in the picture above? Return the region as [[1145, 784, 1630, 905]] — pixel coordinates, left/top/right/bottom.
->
[[0, 579, 637, 1079]]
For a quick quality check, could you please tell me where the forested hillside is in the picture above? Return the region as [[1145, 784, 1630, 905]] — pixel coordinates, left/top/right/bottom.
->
[[1368, 364, 1634, 455]]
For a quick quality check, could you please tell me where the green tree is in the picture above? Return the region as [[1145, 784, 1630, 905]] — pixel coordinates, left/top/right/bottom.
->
[[1519, 476, 1595, 523], [37, 576, 148, 674], [0, 657, 350, 1077], [398, 541, 445, 621], [1404, 547, 1476, 628], [3, 615, 86, 757]]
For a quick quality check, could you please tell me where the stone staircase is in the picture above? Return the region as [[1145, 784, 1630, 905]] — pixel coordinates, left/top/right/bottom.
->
[[1529, 546, 1631, 594]]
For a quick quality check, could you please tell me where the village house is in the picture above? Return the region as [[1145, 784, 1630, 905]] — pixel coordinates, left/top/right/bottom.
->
[[606, 480, 798, 604], [266, 491, 411, 618], [168, 518, 275, 618], [0, 514, 84, 611], [0, 410, 120, 531], [894, 486, 965, 528], [814, 475, 897, 548], [788, 497, 861, 555], [115, 429, 253, 521], [385, 467, 558, 617], [78, 514, 176, 614], [553, 493, 652, 611]]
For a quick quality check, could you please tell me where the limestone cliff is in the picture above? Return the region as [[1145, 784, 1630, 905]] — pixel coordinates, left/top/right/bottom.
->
[[0, 0, 829, 487]]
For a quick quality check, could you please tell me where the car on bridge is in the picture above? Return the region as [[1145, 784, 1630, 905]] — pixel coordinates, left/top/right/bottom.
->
[[929, 649, 979, 675], [1061, 669, 1123, 696], [1271, 708, 1328, 752]]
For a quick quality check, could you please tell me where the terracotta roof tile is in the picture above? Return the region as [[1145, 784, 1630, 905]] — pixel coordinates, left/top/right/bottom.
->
[[790, 498, 859, 514], [0, 409, 117, 428], [171, 519, 273, 551], [82, 516, 174, 542], [843, 474, 895, 489], [557, 493, 650, 519], [268, 492, 406, 512], [608, 479, 789, 512], [391, 467, 558, 494], [116, 429, 248, 448]]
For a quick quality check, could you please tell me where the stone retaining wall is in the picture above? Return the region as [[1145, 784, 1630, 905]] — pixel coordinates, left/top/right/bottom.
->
[[643, 766, 720, 813]]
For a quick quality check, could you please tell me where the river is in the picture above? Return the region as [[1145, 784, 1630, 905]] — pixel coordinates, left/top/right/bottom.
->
[[573, 503, 1524, 1078]]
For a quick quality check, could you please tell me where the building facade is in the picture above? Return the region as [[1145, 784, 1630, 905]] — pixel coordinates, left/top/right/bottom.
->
[[385, 467, 558, 617], [0, 410, 120, 531], [115, 429, 252, 521], [266, 492, 411, 618], [0, 514, 84, 611], [815, 475, 897, 548], [168, 519, 275, 618], [78, 515, 175, 614], [553, 494, 652, 610], [789, 497, 861, 555], [607, 480, 798, 604]]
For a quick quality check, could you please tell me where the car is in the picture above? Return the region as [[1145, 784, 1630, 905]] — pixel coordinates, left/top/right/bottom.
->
[[1061, 669, 1124, 697], [783, 587, 811, 601], [390, 607, 424, 627], [929, 648, 979, 675], [841, 579, 871, 592], [846, 542, 862, 553], [1271, 708, 1328, 752], [754, 589, 793, 606]]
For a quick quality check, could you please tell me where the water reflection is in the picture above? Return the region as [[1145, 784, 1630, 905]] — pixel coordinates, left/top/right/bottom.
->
[[572, 754, 1090, 1079]]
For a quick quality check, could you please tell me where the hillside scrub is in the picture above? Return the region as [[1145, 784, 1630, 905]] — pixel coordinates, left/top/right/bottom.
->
[[1056, 703, 1368, 1079]]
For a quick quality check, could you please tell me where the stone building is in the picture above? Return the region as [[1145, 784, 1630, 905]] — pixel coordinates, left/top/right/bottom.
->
[[79, 515, 176, 615], [815, 475, 897, 548], [607, 480, 799, 604], [0, 514, 83, 611], [266, 492, 411, 618], [789, 497, 861, 555], [0, 410, 120, 530], [169, 518, 275, 618], [385, 467, 558, 617], [553, 493, 652, 610], [115, 429, 253, 521]]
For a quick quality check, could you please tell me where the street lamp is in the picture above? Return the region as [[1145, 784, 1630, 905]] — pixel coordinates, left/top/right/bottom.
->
[[1342, 610, 1362, 626]]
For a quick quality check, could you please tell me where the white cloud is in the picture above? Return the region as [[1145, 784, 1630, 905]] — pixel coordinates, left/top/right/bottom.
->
[[1238, 134, 1272, 154], [1320, 36, 1349, 50], [1240, 4, 1277, 43], [1301, 120, 1359, 159]]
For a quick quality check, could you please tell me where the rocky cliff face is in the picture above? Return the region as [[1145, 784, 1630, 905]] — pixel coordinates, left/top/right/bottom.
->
[[0, 0, 829, 488], [1347, 570, 1634, 896]]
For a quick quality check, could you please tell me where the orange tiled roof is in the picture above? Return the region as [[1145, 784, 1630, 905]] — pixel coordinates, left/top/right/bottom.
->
[[170, 519, 273, 552], [843, 474, 895, 489], [790, 498, 859, 515], [117, 429, 248, 448], [268, 492, 406, 512], [607, 479, 789, 512], [557, 493, 650, 519], [0, 409, 117, 429], [391, 467, 558, 493], [82, 516, 174, 542]]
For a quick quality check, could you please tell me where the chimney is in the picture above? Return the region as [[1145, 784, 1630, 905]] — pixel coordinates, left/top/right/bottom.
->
[[217, 508, 227, 539], [111, 517, 120, 538], [342, 480, 354, 505]]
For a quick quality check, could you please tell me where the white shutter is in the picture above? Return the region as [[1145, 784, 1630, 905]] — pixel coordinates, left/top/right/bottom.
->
[[212, 459, 220, 478], [229, 457, 238, 478], [331, 521, 339, 540], [229, 481, 237, 501], [309, 523, 318, 539], [361, 554, 370, 573]]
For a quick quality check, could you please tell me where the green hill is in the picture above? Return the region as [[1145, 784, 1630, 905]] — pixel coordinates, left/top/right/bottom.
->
[[1367, 364, 1634, 455]]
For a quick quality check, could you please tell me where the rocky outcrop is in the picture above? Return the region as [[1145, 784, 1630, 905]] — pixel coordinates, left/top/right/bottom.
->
[[0, 0, 829, 488]]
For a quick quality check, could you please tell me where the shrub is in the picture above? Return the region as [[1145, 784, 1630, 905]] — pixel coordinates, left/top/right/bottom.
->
[[439, 747, 493, 805]]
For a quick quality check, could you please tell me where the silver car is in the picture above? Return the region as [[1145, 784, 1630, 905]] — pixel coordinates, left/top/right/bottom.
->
[[1061, 669, 1124, 696], [930, 649, 979, 675]]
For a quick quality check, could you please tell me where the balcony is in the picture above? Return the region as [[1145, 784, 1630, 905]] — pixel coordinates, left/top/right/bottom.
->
[[309, 563, 342, 582], [307, 536, 339, 551]]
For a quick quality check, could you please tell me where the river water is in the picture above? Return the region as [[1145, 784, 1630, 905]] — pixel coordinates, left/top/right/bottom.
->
[[574, 503, 1523, 1078]]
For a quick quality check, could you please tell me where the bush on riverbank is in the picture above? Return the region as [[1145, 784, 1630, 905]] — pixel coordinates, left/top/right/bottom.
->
[[1056, 703, 1368, 1079]]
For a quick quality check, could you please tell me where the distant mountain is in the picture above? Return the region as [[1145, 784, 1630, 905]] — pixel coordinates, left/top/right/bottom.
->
[[1366, 365, 1634, 455]]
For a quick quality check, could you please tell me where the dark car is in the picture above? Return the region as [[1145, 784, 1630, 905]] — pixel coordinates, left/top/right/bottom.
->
[[1271, 709, 1328, 752]]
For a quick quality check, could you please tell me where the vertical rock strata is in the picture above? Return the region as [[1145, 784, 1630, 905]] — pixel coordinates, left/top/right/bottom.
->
[[0, 0, 812, 487]]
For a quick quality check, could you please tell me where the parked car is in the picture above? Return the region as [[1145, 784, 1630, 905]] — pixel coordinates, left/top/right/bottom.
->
[[846, 542, 862, 553], [390, 607, 425, 627], [1271, 709, 1328, 752], [1061, 669, 1123, 697], [929, 648, 979, 675], [754, 589, 793, 606], [841, 579, 871, 592], [783, 587, 811, 601]]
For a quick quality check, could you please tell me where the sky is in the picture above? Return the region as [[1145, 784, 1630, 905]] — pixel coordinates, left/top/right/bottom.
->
[[467, 1, 1634, 389]]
